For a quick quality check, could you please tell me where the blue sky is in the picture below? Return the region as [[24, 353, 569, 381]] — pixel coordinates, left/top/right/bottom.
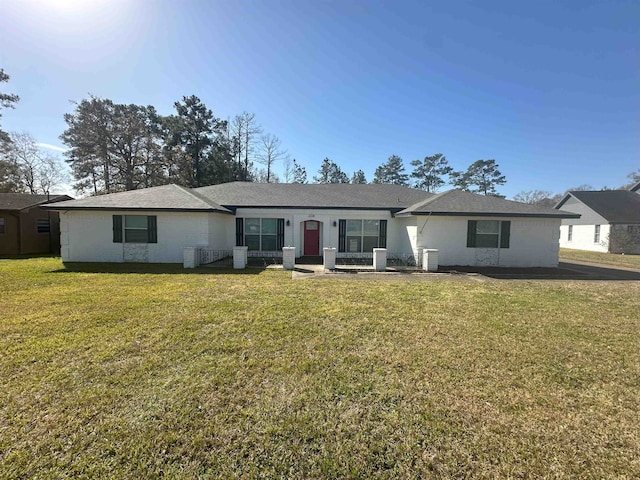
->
[[1, 0, 638, 198]]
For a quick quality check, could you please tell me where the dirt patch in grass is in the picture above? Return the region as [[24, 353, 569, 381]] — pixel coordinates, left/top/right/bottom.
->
[[1, 258, 639, 478]]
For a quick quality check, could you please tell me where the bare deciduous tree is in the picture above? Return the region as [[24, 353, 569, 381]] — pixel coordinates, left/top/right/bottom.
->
[[231, 112, 262, 181], [257, 133, 287, 183], [5, 132, 68, 194]]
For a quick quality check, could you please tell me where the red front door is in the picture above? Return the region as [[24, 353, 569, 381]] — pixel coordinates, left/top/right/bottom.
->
[[304, 221, 320, 255]]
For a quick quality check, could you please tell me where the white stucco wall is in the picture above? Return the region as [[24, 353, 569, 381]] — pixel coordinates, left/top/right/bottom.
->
[[415, 216, 562, 267], [559, 224, 610, 252], [208, 213, 235, 251], [233, 208, 409, 257], [60, 210, 233, 263], [59, 208, 564, 267]]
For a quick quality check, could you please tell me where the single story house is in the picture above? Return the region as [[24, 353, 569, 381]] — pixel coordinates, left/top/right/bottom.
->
[[43, 182, 579, 267], [0, 193, 72, 255], [555, 187, 640, 254]]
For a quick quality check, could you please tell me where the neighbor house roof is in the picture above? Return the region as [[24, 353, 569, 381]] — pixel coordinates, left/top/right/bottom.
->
[[630, 181, 640, 193], [397, 189, 580, 218], [0, 193, 72, 211], [195, 182, 433, 211], [42, 184, 232, 213], [555, 190, 640, 223]]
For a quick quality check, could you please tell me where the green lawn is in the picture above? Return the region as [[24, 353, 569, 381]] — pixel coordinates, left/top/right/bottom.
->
[[560, 247, 640, 269], [1, 258, 639, 478]]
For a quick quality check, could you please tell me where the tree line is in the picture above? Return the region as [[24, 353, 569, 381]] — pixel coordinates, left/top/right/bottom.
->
[[513, 169, 640, 208], [310, 154, 507, 196], [3, 67, 635, 199], [58, 95, 292, 195]]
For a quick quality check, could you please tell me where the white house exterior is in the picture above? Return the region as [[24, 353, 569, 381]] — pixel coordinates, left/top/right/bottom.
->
[[556, 189, 640, 254], [45, 182, 579, 268]]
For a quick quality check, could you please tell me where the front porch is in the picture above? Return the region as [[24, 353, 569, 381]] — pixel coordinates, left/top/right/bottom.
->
[[184, 246, 439, 272]]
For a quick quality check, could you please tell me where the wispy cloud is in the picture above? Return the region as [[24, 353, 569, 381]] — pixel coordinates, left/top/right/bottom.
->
[[37, 143, 68, 153]]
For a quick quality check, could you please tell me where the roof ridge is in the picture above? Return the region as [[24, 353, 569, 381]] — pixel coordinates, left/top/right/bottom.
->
[[181, 185, 229, 210]]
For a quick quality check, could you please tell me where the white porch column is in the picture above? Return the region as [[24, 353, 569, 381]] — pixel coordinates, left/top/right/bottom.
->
[[423, 249, 439, 272], [183, 246, 197, 268], [233, 246, 248, 269], [373, 248, 387, 272], [282, 247, 296, 270], [323, 247, 336, 270]]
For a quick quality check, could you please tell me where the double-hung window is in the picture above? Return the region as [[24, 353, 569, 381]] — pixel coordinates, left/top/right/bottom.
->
[[467, 220, 510, 248], [594, 225, 601, 243], [0, 217, 5, 234], [568, 225, 573, 241], [236, 218, 285, 251], [338, 219, 387, 253], [112, 215, 157, 243]]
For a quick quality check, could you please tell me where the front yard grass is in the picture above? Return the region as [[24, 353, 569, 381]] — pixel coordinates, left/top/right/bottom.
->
[[1, 257, 638, 478], [561, 247, 640, 269]]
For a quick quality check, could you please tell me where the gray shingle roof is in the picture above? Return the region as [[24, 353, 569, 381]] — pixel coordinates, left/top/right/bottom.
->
[[195, 182, 433, 210], [42, 184, 231, 213], [556, 190, 640, 223], [0, 193, 72, 211], [398, 189, 580, 218]]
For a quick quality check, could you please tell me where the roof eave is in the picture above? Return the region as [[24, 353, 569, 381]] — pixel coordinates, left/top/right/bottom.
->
[[40, 206, 233, 214], [398, 211, 581, 219], [226, 204, 405, 212]]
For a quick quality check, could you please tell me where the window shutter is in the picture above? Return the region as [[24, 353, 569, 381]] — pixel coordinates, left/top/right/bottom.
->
[[147, 216, 158, 243], [277, 218, 285, 249], [466, 220, 477, 248], [235, 218, 244, 246], [113, 215, 123, 243], [379, 220, 387, 248], [338, 219, 346, 252], [500, 221, 510, 248]]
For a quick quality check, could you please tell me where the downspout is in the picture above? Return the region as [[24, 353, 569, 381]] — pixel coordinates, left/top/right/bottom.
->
[[415, 212, 433, 268], [47, 192, 52, 254], [418, 211, 433, 235]]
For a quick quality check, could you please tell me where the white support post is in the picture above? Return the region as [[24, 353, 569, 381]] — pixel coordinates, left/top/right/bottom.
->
[[416, 247, 424, 268], [373, 248, 387, 272], [183, 246, 197, 269], [282, 247, 296, 270], [423, 249, 439, 272], [323, 247, 336, 270], [233, 246, 248, 269]]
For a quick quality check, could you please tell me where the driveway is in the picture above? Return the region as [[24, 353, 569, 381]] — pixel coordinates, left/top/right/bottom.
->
[[292, 261, 640, 281]]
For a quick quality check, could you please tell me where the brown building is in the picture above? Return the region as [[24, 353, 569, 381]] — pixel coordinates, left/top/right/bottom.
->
[[0, 194, 73, 255]]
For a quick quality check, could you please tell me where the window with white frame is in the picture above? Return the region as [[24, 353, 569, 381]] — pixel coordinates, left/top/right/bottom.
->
[[568, 225, 573, 241], [112, 215, 157, 243], [594, 225, 601, 243], [236, 218, 285, 251], [338, 219, 387, 253], [467, 220, 511, 248], [245, 218, 277, 251]]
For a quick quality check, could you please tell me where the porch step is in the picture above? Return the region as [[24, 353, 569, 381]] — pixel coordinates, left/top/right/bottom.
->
[[297, 256, 323, 265]]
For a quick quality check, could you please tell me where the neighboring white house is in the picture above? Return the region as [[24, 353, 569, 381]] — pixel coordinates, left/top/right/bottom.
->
[[555, 187, 640, 254], [44, 182, 579, 267]]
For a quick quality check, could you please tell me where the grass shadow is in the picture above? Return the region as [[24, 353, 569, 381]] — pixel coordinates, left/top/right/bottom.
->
[[47, 262, 270, 275]]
